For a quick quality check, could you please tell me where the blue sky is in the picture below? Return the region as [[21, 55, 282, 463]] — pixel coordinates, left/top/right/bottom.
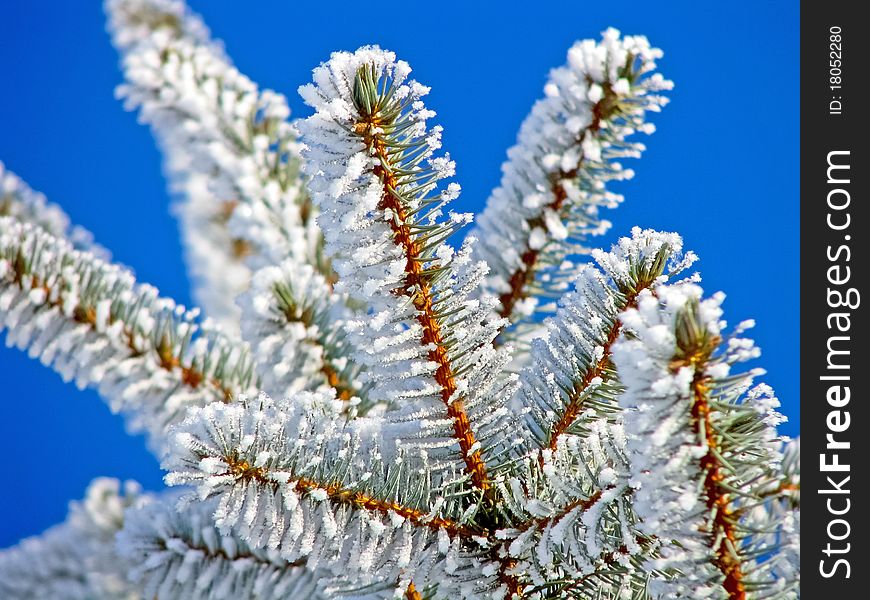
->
[[0, 1, 798, 547]]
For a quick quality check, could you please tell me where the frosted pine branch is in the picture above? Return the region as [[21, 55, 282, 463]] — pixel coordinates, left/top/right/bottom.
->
[[0, 477, 322, 600], [613, 284, 798, 600], [0, 162, 108, 259], [108, 0, 328, 333], [0, 217, 256, 448], [521, 227, 696, 450], [0, 4, 798, 598], [118, 492, 321, 599], [0, 478, 141, 600], [164, 392, 505, 597], [475, 230, 696, 598], [238, 261, 366, 411], [471, 29, 672, 345]]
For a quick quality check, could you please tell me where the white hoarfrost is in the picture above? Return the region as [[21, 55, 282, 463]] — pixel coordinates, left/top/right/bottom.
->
[[0, 476, 323, 600], [471, 29, 672, 338], [612, 284, 724, 596]]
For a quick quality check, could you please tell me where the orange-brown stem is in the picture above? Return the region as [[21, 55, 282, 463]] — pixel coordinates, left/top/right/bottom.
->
[[758, 481, 800, 500], [497, 89, 617, 327], [546, 319, 620, 453], [360, 122, 490, 493], [546, 282, 651, 453], [497, 174, 570, 325], [215, 200, 253, 260]]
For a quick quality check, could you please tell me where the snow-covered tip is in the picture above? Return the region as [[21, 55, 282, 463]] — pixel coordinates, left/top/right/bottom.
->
[[298, 46, 464, 307], [298, 46, 433, 139], [592, 226, 695, 293], [471, 29, 672, 333], [613, 284, 722, 520]]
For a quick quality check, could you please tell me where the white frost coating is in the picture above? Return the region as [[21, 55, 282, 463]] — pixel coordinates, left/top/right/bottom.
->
[[0, 162, 109, 260], [298, 46, 447, 311], [238, 261, 364, 408], [0, 218, 256, 450], [165, 391, 391, 544], [613, 283, 798, 599], [1, 8, 799, 597], [0, 478, 141, 600], [470, 29, 672, 337], [117, 492, 322, 600], [107, 0, 323, 334], [165, 392, 504, 598], [298, 47, 518, 479], [764, 437, 800, 584], [612, 284, 715, 582]]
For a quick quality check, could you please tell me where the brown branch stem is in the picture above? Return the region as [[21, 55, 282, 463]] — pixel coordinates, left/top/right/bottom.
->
[[404, 581, 422, 600], [673, 331, 746, 600]]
